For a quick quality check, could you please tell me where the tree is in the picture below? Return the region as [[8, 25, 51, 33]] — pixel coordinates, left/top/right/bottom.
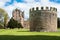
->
[[4, 13, 9, 28], [0, 8, 8, 28], [7, 17, 23, 29], [57, 18, 60, 28]]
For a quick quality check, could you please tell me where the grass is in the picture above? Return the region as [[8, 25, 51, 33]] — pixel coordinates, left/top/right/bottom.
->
[[0, 28, 60, 40]]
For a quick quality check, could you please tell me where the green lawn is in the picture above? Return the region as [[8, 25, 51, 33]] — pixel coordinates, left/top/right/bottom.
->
[[0, 28, 60, 40]]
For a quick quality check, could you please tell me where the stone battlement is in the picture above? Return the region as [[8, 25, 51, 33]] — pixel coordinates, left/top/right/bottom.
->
[[30, 7, 57, 12], [29, 7, 57, 32]]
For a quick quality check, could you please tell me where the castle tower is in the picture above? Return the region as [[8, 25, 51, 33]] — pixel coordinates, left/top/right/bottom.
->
[[12, 8, 24, 27], [29, 7, 57, 32]]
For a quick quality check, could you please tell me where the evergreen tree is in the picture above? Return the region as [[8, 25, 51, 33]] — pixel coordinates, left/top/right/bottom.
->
[[7, 17, 23, 29]]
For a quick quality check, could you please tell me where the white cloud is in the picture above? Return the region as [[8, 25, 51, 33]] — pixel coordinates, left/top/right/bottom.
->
[[0, 0, 11, 2], [0, 0, 60, 19], [41, 0, 60, 17], [0, 0, 12, 18], [0, 2, 5, 7]]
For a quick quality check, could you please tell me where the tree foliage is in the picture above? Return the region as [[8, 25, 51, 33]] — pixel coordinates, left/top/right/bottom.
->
[[0, 8, 8, 28], [7, 17, 23, 29], [4, 13, 9, 27], [57, 18, 60, 28]]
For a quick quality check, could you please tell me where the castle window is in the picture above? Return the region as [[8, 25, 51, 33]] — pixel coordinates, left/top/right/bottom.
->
[[53, 14, 54, 16], [31, 13, 33, 16]]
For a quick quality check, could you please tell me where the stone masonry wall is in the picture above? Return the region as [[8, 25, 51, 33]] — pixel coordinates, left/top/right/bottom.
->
[[29, 7, 57, 32]]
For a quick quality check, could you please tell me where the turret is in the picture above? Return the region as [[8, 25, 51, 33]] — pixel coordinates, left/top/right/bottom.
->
[[30, 7, 57, 12]]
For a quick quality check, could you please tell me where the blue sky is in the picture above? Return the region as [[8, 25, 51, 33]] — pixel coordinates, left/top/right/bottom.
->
[[0, 0, 60, 19], [4, 0, 60, 6], [5, 0, 27, 6], [50, 0, 60, 3]]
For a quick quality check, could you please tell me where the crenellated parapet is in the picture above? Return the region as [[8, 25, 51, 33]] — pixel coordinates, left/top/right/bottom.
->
[[29, 7, 57, 12], [29, 6, 57, 32]]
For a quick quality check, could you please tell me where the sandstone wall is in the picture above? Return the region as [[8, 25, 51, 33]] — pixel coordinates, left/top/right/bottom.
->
[[29, 7, 57, 32]]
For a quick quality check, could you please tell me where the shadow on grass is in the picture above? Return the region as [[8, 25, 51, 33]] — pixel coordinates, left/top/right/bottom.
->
[[0, 35, 60, 40]]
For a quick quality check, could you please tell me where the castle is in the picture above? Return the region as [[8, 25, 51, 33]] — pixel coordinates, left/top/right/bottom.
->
[[12, 7, 57, 32], [12, 8, 24, 27], [29, 7, 57, 32], [12, 8, 29, 28]]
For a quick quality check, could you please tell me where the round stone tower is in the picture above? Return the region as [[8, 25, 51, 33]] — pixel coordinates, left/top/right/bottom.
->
[[29, 7, 57, 32]]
